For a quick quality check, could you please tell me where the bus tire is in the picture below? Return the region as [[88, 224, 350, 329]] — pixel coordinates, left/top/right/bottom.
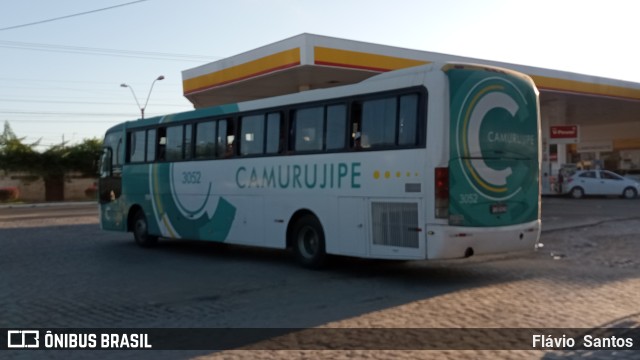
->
[[291, 214, 327, 269], [133, 210, 158, 248]]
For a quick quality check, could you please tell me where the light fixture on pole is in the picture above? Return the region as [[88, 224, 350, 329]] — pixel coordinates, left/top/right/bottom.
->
[[120, 75, 165, 119]]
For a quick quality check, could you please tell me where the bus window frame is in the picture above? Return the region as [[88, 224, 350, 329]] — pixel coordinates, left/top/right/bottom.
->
[[118, 86, 427, 164]]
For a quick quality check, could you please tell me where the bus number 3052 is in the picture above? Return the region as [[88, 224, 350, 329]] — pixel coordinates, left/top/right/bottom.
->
[[182, 171, 202, 184], [459, 193, 478, 204]]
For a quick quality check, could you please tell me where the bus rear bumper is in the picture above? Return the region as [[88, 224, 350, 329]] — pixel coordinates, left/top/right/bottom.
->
[[426, 220, 541, 260]]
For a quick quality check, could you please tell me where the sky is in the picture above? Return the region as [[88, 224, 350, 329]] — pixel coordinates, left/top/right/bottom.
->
[[1, 0, 639, 149]]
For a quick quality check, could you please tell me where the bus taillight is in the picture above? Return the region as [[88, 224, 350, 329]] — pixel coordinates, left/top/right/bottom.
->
[[435, 167, 449, 219]]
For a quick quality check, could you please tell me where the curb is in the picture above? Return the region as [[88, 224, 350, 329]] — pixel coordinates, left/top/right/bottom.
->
[[541, 216, 640, 233], [0, 201, 96, 210]]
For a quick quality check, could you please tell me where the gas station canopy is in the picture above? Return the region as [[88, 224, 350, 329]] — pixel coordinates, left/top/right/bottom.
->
[[182, 34, 431, 107], [182, 33, 640, 128]]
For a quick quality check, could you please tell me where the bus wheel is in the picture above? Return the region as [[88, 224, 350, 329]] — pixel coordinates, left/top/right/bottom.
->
[[133, 210, 158, 248], [291, 215, 326, 269]]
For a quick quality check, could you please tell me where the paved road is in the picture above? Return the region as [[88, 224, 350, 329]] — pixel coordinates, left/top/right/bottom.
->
[[1, 198, 640, 360], [540, 196, 640, 232]]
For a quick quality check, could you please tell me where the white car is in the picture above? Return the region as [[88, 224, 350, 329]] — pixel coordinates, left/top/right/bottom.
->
[[565, 170, 640, 199]]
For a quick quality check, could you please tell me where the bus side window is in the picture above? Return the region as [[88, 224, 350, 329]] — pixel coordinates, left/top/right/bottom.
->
[[266, 112, 282, 154], [184, 124, 193, 160], [146, 129, 156, 162], [350, 102, 362, 149], [195, 121, 216, 159], [240, 114, 265, 156], [293, 107, 324, 152], [165, 125, 183, 161], [362, 97, 396, 148], [218, 119, 235, 158], [398, 94, 419, 146], [326, 104, 347, 150], [157, 127, 167, 161], [127, 130, 146, 163]]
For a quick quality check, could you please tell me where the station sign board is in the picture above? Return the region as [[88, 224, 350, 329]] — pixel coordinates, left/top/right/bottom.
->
[[549, 125, 579, 144]]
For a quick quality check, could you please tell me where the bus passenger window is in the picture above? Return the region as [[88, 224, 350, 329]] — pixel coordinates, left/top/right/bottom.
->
[[128, 130, 145, 163], [398, 94, 418, 146], [195, 121, 216, 159], [350, 102, 362, 149], [241, 115, 265, 156], [218, 119, 235, 158], [294, 107, 324, 152], [265, 112, 281, 154], [184, 124, 193, 159], [362, 97, 396, 148], [165, 125, 183, 161], [146, 129, 156, 162], [156, 128, 167, 161], [326, 104, 346, 150]]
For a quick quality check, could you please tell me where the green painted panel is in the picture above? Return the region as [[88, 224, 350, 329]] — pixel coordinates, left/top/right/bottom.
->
[[447, 67, 540, 227]]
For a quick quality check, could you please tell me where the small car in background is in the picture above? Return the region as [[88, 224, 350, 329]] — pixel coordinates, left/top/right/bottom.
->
[[565, 170, 640, 199]]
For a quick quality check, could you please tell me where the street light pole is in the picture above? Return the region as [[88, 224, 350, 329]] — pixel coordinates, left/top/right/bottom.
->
[[120, 75, 164, 119], [120, 83, 142, 116]]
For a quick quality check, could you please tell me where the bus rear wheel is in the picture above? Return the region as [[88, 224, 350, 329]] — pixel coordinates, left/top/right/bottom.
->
[[133, 210, 158, 248], [291, 214, 326, 269]]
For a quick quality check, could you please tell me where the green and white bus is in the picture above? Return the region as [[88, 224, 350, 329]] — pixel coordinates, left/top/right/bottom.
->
[[99, 63, 541, 267]]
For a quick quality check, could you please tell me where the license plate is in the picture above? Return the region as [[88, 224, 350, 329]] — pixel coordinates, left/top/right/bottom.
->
[[490, 203, 508, 214]]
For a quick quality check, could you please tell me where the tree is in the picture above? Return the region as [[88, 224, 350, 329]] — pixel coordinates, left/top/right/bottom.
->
[[0, 121, 39, 172], [37, 139, 102, 178], [0, 121, 103, 201], [62, 138, 103, 176]]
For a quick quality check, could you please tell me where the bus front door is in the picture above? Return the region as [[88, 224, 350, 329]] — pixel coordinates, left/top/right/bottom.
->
[[98, 148, 125, 231]]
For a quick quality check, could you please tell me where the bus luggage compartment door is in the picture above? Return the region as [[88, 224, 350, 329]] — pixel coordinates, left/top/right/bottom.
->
[[367, 199, 425, 259]]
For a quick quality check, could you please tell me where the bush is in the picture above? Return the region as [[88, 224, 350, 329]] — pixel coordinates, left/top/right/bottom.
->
[[0, 186, 19, 202]]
